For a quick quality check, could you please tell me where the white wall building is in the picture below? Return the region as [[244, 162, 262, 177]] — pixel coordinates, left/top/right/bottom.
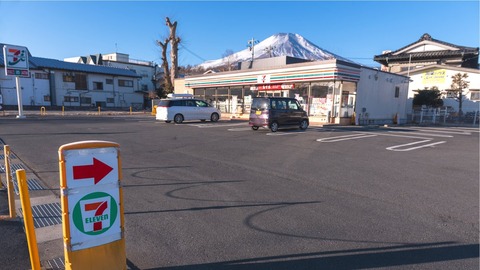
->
[[1, 44, 144, 109], [176, 57, 409, 125], [374, 33, 479, 114], [65, 52, 159, 95], [403, 65, 480, 113]]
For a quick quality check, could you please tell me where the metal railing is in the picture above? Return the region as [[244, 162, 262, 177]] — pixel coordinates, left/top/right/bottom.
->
[[409, 108, 479, 126]]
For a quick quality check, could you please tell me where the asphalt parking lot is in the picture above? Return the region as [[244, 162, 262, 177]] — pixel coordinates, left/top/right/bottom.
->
[[0, 114, 478, 269]]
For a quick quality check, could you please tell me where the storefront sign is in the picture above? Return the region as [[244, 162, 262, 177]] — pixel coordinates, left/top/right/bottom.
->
[[250, 83, 295, 91], [61, 144, 120, 251], [257, 74, 271, 83], [59, 141, 126, 269], [3, 45, 29, 77]]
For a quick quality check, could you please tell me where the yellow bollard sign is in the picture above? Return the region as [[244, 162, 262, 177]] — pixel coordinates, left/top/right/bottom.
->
[[58, 141, 126, 270]]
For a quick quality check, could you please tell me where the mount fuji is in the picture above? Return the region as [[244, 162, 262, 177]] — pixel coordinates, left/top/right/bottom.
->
[[197, 33, 355, 70]]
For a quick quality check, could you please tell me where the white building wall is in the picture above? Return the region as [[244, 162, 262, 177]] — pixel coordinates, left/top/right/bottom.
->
[[356, 68, 409, 124], [30, 72, 51, 106], [105, 61, 154, 92], [0, 72, 19, 105], [0, 69, 51, 107], [48, 71, 142, 108], [407, 67, 480, 113]]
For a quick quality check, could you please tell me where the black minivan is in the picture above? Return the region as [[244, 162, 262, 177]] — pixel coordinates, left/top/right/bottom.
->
[[249, 97, 309, 132]]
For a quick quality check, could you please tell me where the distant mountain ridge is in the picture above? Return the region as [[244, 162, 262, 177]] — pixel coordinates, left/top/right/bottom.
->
[[197, 33, 354, 70]]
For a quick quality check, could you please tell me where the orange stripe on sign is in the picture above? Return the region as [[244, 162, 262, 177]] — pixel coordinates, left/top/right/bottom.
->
[[84, 202, 102, 211]]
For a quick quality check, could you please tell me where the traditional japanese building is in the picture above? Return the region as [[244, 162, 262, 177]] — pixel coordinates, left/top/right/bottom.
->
[[374, 34, 479, 113]]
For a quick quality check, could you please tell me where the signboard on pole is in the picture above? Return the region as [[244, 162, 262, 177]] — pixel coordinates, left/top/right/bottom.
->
[[59, 141, 126, 270], [3, 45, 29, 77]]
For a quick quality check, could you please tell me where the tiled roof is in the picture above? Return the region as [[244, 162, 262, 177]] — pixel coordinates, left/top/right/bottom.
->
[[1, 43, 140, 78], [373, 34, 479, 67], [386, 33, 477, 56], [374, 49, 478, 62], [30, 57, 140, 77]]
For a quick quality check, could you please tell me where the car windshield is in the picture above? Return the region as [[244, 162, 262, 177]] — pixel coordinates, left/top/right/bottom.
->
[[251, 98, 269, 110], [195, 100, 209, 107], [158, 100, 170, 107]]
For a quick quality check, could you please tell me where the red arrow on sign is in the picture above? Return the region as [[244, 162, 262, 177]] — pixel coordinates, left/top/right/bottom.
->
[[72, 158, 113, 184]]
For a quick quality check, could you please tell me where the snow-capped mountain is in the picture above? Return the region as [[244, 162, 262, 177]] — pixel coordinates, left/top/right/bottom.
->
[[197, 33, 354, 70]]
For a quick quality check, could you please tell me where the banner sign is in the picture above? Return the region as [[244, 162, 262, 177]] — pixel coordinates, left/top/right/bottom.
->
[[422, 69, 446, 84], [250, 83, 295, 91]]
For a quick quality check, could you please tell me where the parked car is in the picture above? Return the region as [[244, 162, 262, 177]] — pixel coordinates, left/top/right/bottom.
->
[[156, 94, 221, 124], [249, 97, 309, 132]]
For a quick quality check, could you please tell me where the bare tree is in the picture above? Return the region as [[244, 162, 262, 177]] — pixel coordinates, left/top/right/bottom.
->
[[156, 17, 181, 96], [222, 49, 235, 71], [450, 73, 469, 116], [166, 17, 180, 86], [156, 38, 173, 94]]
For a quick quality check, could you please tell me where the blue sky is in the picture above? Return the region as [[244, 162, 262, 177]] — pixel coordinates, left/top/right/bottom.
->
[[1, 1, 479, 68]]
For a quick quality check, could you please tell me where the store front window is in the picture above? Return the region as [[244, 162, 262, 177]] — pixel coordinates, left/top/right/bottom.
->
[[203, 88, 216, 105], [214, 88, 229, 112], [339, 81, 356, 118], [310, 82, 332, 118], [289, 83, 309, 111]]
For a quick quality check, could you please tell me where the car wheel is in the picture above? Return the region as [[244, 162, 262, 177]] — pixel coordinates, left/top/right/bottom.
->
[[251, 126, 259, 131], [210, 113, 219, 122], [165, 120, 171, 123], [299, 119, 309, 130], [174, 114, 184, 124], [270, 122, 279, 132]]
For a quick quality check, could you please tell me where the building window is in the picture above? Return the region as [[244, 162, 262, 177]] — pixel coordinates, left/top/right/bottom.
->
[[106, 79, 114, 85], [80, 97, 92, 104], [141, 84, 148, 91], [394, 86, 400, 98], [446, 90, 458, 98], [107, 98, 114, 103], [75, 74, 87, 90], [470, 90, 480, 101], [64, 96, 79, 102], [119, 79, 133, 87], [35, 73, 49, 80], [63, 73, 74, 82], [44, 95, 51, 102], [93, 82, 104, 90]]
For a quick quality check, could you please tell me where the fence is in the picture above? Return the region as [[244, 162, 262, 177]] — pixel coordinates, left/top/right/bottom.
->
[[409, 107, 479, 126]]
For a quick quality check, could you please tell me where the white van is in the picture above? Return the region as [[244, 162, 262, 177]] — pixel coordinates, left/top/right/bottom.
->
[[156, 95, 221, 124]]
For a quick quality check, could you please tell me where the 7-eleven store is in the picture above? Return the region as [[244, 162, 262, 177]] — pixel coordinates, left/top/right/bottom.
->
[[178, 58, 409, 125]]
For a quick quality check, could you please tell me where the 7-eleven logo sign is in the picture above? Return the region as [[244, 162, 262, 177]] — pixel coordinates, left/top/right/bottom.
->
[[72, 192, 118, 235]]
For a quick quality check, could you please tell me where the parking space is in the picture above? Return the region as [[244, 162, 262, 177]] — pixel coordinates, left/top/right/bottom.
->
[[1, 116, 478, 269], [171, 120, 478, 153]]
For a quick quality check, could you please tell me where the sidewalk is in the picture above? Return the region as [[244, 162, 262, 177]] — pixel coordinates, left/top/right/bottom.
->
[[0, 190, 31, 270]]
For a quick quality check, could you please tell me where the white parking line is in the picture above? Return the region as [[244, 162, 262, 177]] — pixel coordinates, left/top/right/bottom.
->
[[358, 132, 432, 140], [450, 127, 480, 132], [228, 127, 254, 131], [402, 127, 471, 135], [387, 131, 453, 138], [316, 133, 377, 142], [266, 131, 308, 136], [188, 123, 247, 128], [386, 140, 447, 152]]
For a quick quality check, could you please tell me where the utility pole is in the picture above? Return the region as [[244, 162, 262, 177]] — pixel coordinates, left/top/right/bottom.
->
[[247, 38, 259, 62]]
